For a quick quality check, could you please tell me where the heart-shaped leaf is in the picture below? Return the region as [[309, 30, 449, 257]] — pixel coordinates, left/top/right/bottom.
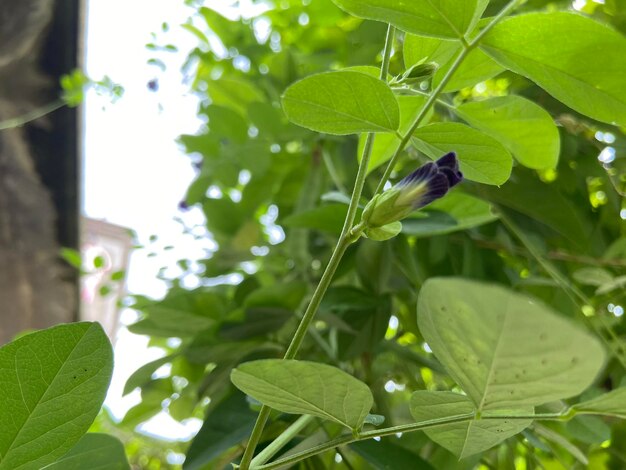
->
[[230, 360, 373, 432]]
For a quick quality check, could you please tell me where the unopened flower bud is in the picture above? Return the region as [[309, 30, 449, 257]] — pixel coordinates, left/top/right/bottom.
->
[[362, 152, 463, 229]]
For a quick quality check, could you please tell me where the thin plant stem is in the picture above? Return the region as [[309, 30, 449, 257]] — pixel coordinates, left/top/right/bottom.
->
[[0, 99, 66, 131], [252, 411, 567, 469], [250, 415, 315, 468], [237, 25, 397, 470], [374, 0, 524, 196]]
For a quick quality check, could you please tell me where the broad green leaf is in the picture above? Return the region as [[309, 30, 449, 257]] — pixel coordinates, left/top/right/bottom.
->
[[402, 191, 497, 237], [350, 439, 434, 469], [183, 392, 256, 470], [412, 122, 513, 185], [572, 387, 626, 419], [404, 34, 503, 92], [123, 354, 178, 396], [0, 323, 113, 470], [331, 0, 479, 39], [455, 96, 560, 170], [230, 359, 373, 431], [281, 71, 400, 134], [410, 391, 532, 458], [418, 278, 606, 411], [128, 288, 225, 337], [481, 12, 626, 126], [358, 95, 431, 174], [41, 434, 129, 470]]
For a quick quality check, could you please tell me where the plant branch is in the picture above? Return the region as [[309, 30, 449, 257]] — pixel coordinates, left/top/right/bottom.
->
[[250, 415, 315, 468], [237, 25, 397, 470], [252, 410, 567, 469], [374, 0, 523, 195]]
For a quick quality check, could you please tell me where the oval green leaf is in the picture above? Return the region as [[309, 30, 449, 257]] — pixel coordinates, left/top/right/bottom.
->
[[418, 278, 606, 412], [331, 0, 479, 39], [481, 12, 626, 126], [0, 322, 113, 470], [411, 122, 513, 185], [455, 96, 560, 170], [281, 71, 400, 135], [230, 359, 373, 431], [41, 434, 129, 470], [410, 391, 532, 458]]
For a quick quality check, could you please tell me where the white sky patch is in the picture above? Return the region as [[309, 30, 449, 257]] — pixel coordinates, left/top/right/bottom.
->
[[84, 0, 209, 440]]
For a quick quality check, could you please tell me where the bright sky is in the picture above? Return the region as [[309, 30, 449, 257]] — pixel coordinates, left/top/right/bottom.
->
[[83, 0, 211, 440]]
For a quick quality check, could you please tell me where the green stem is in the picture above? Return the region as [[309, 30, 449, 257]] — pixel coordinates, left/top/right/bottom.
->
[[373, 0, 523, 196], [0, 99, 66, 131], [237, 25, 397, 470], [252, 410, 566, 469], [249, 415, 315, 468]]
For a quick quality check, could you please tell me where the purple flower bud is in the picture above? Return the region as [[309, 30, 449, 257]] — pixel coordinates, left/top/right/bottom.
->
[[395, 151, 463, 210], [361, 152, 463, 228]]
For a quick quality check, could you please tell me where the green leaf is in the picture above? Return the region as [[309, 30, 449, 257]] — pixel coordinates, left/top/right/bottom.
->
[[358, 95, 432, 174], [331, 0, 479, 39], [206, 78, 264, 117], [404, 34, 503, 92], [481, 12, 626, 126], [412, 122, 513, 185], [230, 360, 373, 431], [350, 439, 434, 469], [402, 191, 497, 237], [41, 434, 129, 470], [282, 71, 400, 134], [123, 354, 178, 396], [184, 392, 257, 470], [365, 221, 403, 241], [410, 391, 532, 458], [572, 387, 626, 419], [128, 288, 225, 337], [0, 323, 113, 470], [418, 279, 606, 412], [455, 96, 560, 170]]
